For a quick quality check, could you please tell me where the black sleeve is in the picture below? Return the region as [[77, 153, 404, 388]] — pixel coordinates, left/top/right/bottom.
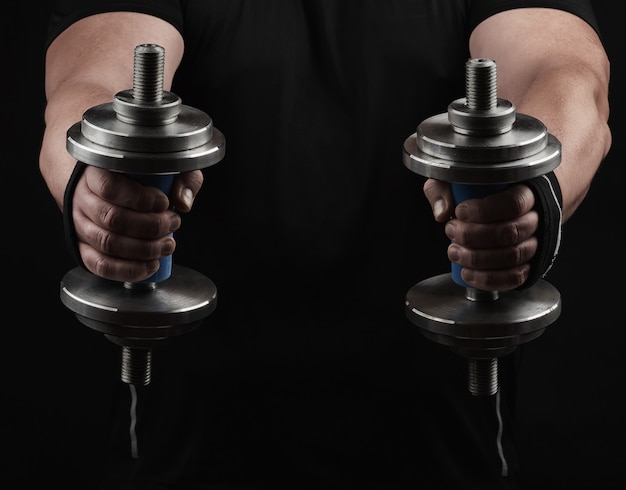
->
[[45, 0, 184, 50], [468, 0, 601, 38]]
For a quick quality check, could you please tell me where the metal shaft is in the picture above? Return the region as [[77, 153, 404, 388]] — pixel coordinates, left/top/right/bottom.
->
[[117, 45, 169, 385], [62, 43, 224, 386], [403, 58, 562, 396]]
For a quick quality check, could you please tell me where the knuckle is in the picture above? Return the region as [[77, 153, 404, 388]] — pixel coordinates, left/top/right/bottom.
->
[[92, 254, 111, 279], [95, 228, 113, 254], [461, 249, 477, 268], [100, 204, 121, 230], [512, 185, 534, 214], [95, 170, 117, 201], [187, 170, 204, 190], [452, 223, 470, 245], [499, 223, 520, 246], [152, 214, 169, 237]]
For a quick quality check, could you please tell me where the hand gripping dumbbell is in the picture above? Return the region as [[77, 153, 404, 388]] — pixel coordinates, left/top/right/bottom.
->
[[60, 44, 225, 386], [402, 58, 561, 396]]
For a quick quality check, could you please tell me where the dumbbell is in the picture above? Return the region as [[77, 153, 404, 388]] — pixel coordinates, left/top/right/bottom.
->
[[60, 44, 225, 386], [402, 58, 561, 396]]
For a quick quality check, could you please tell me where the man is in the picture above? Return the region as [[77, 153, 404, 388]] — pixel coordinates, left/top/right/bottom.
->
[[40, 1, 610, 488]]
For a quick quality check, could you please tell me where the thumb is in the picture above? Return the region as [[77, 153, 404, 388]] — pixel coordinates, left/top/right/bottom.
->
[[172, 170, 204, 212], [423, 178, 454, 222]]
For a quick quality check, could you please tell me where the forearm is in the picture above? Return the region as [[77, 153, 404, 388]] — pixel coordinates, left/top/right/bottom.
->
[[470, 8, 611, 222], [511, 64, 610, 222], [39, 11, 184, 210], [39, 82, 114, 209]]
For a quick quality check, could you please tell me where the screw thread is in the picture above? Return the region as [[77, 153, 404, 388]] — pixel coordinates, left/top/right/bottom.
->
[[468, 358, 498, 396], [121, 346, 152, 386], [132, 44, 165, 103], [465, 58, 497, 111]]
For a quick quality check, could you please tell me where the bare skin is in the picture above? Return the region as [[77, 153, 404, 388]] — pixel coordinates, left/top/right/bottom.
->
[[39, 9, 611, 290], [40, 13, 191, 281], [423, 8, 611, 290]]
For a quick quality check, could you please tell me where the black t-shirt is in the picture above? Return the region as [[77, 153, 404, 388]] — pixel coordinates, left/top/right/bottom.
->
[[45, 1, 599, 489]]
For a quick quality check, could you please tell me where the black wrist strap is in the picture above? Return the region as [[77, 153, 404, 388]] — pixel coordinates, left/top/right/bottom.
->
[[63, 161, 88, 270], [518, 171, 563, 289]]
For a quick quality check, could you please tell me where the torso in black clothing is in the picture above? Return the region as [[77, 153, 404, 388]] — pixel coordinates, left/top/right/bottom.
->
[[44, 1, 599, 488]]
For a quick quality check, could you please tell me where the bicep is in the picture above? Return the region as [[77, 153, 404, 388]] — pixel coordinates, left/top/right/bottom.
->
[[45, 11, 184, 98], [468, 7, 609, 104], [468, 7, 611, 221]]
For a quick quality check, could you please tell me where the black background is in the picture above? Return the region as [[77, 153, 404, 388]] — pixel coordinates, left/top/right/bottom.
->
[[1, 1, 623, 487]]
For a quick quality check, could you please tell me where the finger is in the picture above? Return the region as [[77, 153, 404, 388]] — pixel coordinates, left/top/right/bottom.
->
[[459, 265, 532, 292], [78, 242, 162, 283], [171, 170, 204, 212], [84, 166, 171, 213], [75, 179, 181, 239], [448, 236, 538, 270], [74, 207, 177, 259], [423, 178, 454, 222], [454, 184, 536, 223], [445, 211, 539, 248]]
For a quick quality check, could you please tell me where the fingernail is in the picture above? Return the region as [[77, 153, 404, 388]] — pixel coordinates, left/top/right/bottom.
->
[[462, 268, 474, 283], [169, 214, 181, 233], [161, 238, 175, 256], [182, 188, 194, 209], [444, 221, 456, 240], [147, 261, 160, 275], [455, 204, 468, 221], [448, 244, 460, 262], [434, 199, 445, 220]]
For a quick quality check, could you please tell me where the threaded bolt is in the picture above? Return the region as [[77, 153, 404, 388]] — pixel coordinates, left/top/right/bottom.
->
[[463, 58, 502, 396], [113, 43, 180, 126], [121, 346, 152, 386], [468, 358, 498, 396], [449, 58, 514, 136], [132, 44, 165, 103], [115, 44, 166, 385], [465, 58, 498, 111]]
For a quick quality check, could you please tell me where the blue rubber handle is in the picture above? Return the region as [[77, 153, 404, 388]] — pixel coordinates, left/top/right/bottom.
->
[[450, 183, 508, 287], [128, 173, 175, 283]]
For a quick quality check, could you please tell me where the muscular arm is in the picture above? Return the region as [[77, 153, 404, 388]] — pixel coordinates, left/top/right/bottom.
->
[[40, 11, 185, 208], [423, 7, 611, 290], [470, 7, 611, 222], [38, 12, 203, 281]]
